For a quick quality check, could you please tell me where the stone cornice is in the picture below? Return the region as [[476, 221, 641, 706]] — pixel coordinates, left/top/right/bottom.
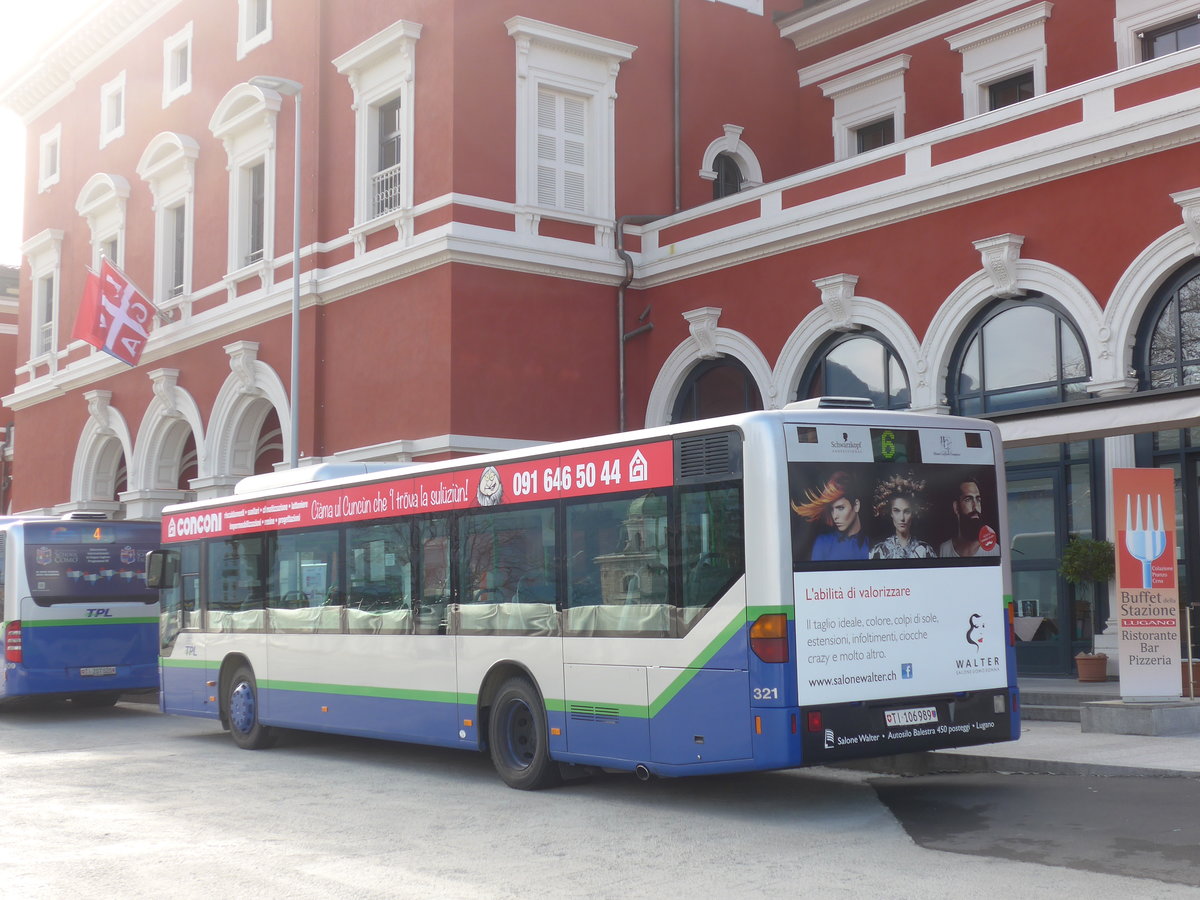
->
[[0, 0, 179, 121]]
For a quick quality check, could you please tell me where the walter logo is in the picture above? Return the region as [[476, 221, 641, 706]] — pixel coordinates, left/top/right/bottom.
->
[[965, 613, 985, 651]]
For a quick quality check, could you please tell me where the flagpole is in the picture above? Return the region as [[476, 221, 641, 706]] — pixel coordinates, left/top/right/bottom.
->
[[250, 76, 303, 469]]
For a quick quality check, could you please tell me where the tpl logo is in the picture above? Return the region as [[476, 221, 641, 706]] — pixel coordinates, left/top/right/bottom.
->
[[85, 608, 113, 618]]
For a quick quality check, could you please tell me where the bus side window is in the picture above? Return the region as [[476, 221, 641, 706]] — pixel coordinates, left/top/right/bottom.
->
[[680, 485, 744, 619], [163, 542, 200, 648], [346, 521, 411, 612]]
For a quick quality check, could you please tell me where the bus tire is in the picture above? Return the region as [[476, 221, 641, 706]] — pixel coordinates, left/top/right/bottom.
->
[[226, 665, 276, 750], [488, 676, 561, 790]]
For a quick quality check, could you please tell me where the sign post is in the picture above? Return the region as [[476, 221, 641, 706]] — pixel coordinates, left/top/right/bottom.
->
[[1113, 468, 1182, 700]]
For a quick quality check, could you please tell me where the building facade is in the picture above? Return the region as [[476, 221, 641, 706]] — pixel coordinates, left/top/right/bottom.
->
[[4, 0, 1200, 675]]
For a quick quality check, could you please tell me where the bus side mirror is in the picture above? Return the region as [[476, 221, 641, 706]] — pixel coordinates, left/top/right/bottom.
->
[[145, 549, 179, 589]]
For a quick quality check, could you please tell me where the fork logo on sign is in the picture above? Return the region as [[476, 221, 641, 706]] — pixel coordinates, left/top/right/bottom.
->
[[1125, 494, 1167, 589]]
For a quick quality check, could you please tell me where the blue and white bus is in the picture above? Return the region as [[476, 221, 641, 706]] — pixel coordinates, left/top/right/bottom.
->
[[149, 403, 1018, 787], [2, 515, 160, 706]]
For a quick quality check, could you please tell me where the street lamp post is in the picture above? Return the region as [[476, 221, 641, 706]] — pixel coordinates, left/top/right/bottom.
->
[[249, 75, 303, 468]]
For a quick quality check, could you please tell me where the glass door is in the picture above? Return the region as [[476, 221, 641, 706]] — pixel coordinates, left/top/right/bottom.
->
[[1008, 468, 1074, 673]]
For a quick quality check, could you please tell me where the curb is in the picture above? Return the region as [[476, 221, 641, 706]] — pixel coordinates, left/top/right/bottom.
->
[[832, 750, 1200, 779]]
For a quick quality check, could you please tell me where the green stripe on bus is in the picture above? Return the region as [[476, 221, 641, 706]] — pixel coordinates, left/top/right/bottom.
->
[[262, 678, 458, 705], [160, 657, 208, 669], [24, 617, 158, 628]]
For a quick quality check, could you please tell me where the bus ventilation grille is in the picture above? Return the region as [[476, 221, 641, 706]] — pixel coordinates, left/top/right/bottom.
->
[[570, 704, 620, 725], [677, 432, 734, 479]]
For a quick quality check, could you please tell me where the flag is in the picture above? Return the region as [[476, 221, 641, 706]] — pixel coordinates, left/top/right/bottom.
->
[[71, 259, 157, 367]]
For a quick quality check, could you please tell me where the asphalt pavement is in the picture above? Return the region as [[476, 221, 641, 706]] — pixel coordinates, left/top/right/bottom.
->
[[848, 677, 1200, 779]]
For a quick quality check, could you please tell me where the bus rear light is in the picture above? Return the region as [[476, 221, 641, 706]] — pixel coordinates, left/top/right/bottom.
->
[[805, 711, 822, 733], [5, 621, 21, 663], [749, 613, 789, 663]]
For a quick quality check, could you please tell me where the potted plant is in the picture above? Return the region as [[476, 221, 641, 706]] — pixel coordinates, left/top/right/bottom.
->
[[1059, 537, 1115, 682]]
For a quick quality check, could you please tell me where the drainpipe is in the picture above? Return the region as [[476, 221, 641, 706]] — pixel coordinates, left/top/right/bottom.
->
[[674, 0, 681, 213], [616, 215, 664, 432]]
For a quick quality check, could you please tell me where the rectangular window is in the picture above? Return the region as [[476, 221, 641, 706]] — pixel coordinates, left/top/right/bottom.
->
[[346, 522, 412, 634], [564, 491, 672, 636], [536, 88, 587, 212], [244, 162, 265, 265], [39, 128, 60, 192], [855, 117, 895, 154], [35, 275, 55, 357], [169, 203, 186, 296], [416, 518, 451, 634], [1142, 15, 1200, 60], [100, 72, 126, 146], [458, 508, 557, 635], [102, 237, 119, 266], [988, 70, 1034, 110], [373, 97, 404, 218], [238, 0, 272, 58], [252, 0, 268, 36]]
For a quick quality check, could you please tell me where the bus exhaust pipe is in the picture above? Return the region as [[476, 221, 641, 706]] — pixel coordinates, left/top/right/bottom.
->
[[634, 764, 652, 782]]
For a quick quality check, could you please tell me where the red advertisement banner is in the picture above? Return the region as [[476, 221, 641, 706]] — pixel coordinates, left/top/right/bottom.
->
[[164, 441, 674, 543], [1112, 467, 1181, 699]]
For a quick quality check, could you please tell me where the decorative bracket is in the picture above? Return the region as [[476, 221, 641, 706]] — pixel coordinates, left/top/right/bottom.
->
[[84, 390, 113, 435], [682, 307, 723, 360], [225, 341, 261, 396], [973, 233, 1025, 299], [149, 367, 182, 418], [814, 273, 860, 332], [1171, 188, 1200, 255]]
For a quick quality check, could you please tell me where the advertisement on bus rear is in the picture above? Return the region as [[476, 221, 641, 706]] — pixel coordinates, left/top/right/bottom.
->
[[25, 523, 156, 600], [787, 423, 1008, 704]]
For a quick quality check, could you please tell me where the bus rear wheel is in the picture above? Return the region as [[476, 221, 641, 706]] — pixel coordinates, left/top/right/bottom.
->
[[226, 665, 276, 750], [488, 676, 561, 790]]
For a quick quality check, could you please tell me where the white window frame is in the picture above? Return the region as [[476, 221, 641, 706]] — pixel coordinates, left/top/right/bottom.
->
[[21, 228, 64, 365], [209, 83, 282, 279], [699, 124, 763, 189], [99, 71, 126, 148], [947, 2, 1051, 118], [75, 173, 130, 271], [1114, 0, 1200, 68], [38, 124, 61, 193], [162, 22, 193, 108], [506, 17, 636, 224], [237, 0, 272, 60], [820, 55, 909, 161], [137, 132, 199, 306], [333, 19, 422, 227]]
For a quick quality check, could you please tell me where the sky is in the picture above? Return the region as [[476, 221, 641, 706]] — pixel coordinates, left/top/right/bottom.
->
[[0, 0, 104, 267]]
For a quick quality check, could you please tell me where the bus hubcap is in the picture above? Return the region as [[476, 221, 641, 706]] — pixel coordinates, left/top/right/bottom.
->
[[230, 682, 255, 733]]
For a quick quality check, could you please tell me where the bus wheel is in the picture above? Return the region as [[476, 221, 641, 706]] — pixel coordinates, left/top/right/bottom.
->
[[488, 677, 561, 790], [226, 665, 276, 750]]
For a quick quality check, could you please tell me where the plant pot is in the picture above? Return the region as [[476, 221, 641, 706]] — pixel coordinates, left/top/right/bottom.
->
[[1075, 653, 1109, 682]]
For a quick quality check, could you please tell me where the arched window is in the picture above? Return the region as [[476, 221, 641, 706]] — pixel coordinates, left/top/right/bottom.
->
[[672, 358, 762, 424], [713, 153, 743, 200], [799, 331, 909, 409], [1135, 259, 1200, 390], [949, 294, 1089, 415]]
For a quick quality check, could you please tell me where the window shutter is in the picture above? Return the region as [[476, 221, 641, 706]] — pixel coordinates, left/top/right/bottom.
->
[[536, 88, 587, 212]]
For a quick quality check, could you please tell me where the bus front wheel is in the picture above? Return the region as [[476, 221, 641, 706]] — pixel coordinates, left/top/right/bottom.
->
[[488, 676, 561, 790], [226, 665, 276, 750]]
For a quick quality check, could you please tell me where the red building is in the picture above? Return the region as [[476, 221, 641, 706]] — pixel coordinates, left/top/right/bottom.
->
[[4, 0, 1200, 675]]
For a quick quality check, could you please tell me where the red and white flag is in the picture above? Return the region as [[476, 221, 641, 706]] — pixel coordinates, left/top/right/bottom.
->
[[71, 259, 157, 367]]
